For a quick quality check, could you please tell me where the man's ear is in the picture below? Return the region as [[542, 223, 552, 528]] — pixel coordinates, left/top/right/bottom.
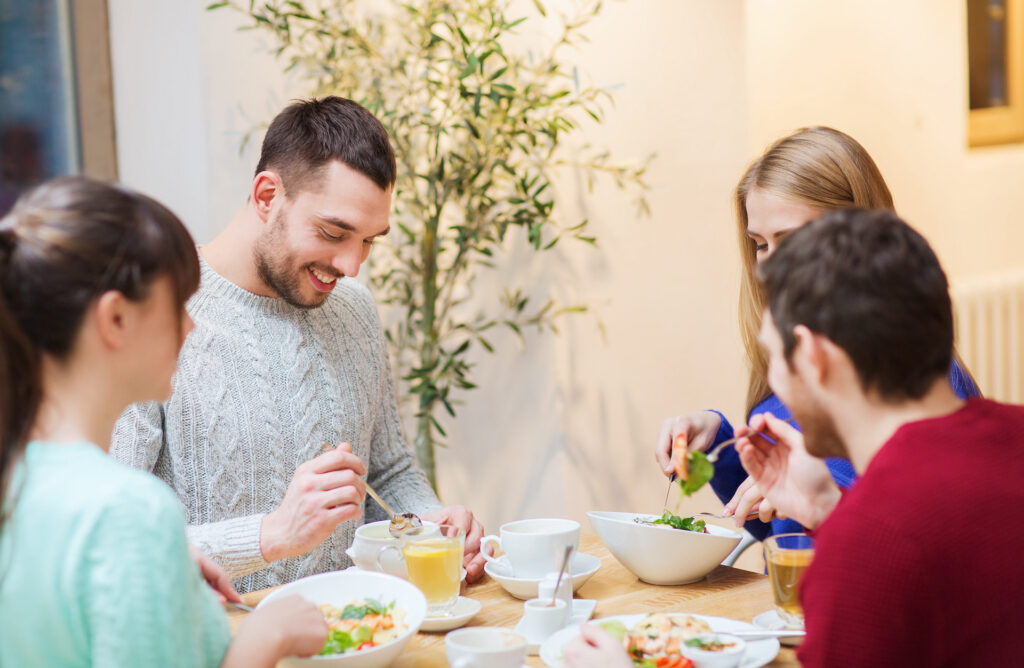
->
[[251, 171, 283, 223], [791, 324, 828, 385], [91, 290, 132, 350]]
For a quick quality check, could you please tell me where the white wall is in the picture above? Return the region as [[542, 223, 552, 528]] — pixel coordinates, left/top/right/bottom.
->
[[108, 0, 304, 243]]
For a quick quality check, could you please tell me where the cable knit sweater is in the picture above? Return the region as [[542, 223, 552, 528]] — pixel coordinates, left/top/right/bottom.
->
[[112, 255, 441, 593]]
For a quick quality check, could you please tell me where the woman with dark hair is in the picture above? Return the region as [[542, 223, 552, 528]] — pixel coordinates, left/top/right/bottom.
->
[[0, 177, 326, 666]]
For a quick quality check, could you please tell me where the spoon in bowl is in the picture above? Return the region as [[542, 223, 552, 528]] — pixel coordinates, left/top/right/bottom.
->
[[364, 481, 424, 539]]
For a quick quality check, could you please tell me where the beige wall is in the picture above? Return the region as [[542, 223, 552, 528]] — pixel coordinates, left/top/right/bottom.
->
[[746, 0, 1024, 282], [107, 1, 1023, 569], [435, 0, 749, 538]]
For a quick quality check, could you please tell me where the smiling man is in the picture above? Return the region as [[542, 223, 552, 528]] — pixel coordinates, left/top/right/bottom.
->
[[112, 97, 486, 593]]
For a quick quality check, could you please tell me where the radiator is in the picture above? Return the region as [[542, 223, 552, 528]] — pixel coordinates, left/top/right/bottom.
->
[[952, 270, 1024, 403]]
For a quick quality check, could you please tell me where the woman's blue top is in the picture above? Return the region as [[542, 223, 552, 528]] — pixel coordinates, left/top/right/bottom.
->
[[707, 362, 980, 541]]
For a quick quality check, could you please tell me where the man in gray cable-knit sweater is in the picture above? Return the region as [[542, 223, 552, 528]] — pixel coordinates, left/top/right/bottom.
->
[[112, 97, 486, 593]]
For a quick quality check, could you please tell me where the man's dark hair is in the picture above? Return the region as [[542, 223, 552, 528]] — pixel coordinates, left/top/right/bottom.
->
[[758, 208, 953, 400], [256, 96, 397, 195]]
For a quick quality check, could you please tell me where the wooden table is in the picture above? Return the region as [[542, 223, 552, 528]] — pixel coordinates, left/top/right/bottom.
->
[[228, 534, 798, 667]]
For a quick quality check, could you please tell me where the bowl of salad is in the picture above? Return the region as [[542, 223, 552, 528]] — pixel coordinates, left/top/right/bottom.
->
[[587, 511, 741, 585], [258, 570, 427, 667]]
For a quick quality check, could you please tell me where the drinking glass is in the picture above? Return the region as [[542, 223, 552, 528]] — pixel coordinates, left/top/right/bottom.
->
[[764, 532, 814, 627], [398, 524, 464, 616]]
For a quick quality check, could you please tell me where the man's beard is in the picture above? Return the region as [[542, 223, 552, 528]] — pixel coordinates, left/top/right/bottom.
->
[[253, 208, 329, 310], [789, 393, 849, 460]]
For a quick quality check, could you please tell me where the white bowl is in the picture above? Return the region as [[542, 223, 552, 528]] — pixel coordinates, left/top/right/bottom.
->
[[484, 552, 601, 600], [587, 511, 741, 585], [679, 633, 747, 668], [258, 570, 427, 667], [345, 520, 439, 578]]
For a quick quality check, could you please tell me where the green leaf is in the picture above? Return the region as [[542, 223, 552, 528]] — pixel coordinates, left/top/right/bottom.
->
[[531, 0, 547, 17], [651, 510, 707, 534], [206, 1, 229, 10], [678, 451, 715, 497]]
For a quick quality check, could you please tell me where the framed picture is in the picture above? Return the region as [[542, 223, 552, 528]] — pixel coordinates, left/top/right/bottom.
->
[[967, 0, 1024, 146]]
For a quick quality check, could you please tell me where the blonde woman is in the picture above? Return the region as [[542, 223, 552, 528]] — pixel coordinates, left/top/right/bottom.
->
[[653, 127, 979, 539], [0, 177, 328, 667]]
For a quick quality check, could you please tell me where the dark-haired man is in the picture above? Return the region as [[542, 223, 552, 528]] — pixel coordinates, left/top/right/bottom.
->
[[736, 208, 1024, 666], [564, 209, 1024, 667], [113, 97, 486, 593]]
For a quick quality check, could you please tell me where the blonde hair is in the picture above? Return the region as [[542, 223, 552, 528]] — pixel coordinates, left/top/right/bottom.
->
[[735, 127, 894, 414]]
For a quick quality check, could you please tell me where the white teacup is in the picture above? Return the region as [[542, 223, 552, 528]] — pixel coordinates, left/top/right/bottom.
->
[[481, 518, 580, 579], [344, 519, 439, 578], [445, 627, 527, 668]]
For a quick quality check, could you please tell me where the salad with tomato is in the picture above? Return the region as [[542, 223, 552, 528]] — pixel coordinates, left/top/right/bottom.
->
[[318, 598, 406, 656], [598, 613, 713, 668]]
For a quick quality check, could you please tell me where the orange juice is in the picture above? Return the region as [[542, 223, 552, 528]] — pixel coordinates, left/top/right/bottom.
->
[[403, 538, 462, 610], [766, 548, 813, 624]]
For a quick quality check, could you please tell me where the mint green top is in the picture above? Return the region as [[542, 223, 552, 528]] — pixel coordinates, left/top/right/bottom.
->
[[0, 441, 231, 667]]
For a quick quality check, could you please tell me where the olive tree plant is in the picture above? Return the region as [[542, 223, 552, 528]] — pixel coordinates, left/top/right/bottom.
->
[[210, 0, 650, 490]]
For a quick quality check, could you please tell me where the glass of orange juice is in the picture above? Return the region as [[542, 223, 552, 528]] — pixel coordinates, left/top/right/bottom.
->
[[400, 524, 464, 616], [764, 533, 814, 627]]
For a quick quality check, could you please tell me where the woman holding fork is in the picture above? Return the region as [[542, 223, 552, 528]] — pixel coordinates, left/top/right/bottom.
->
[[0, 177, 329, 667], [653, 126, 979, 539]]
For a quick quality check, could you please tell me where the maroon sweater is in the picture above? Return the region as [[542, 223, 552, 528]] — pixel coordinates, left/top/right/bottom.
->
[[798, 398, 1024, 667]]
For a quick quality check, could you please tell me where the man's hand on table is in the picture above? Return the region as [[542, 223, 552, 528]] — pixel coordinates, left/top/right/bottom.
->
[[563, 624, 633, 668], [260, 443, 367, 563], [420, 505, 490, 583], [737, 412, 840, 530]]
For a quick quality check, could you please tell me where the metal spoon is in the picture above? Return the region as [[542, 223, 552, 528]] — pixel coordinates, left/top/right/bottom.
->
[[364, 480, 423, 539], [321, 443, 423, 539], [549, 544, 574, 607]]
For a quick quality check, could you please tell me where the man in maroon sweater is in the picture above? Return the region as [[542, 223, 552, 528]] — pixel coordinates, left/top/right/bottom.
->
[[737, 208, 1024, 666]]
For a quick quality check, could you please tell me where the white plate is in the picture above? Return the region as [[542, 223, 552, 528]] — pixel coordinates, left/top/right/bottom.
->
[[484, 553, 601, 600], [752, 609, 803, 646], [418, 596, 482, 632], [539, 613, 780, 668]]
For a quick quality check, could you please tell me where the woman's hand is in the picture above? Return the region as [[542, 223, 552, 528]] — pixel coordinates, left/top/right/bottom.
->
[[189, 545, 240, 603], [563, 624, 633, 668], [224, 595, 328, 668], [655, 411, 723, 477]]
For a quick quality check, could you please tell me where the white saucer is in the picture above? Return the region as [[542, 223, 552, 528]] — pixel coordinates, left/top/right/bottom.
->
[[419, 596, 482, 632], [752, 609, 804, 646], [484, 553, 601, 600]]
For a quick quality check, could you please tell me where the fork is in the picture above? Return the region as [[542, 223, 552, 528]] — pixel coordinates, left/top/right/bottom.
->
[[693, 510, 760, 521], [704, 416, 798, 463]]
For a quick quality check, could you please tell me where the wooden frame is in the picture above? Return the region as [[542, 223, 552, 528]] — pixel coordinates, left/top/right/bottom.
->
[[70, 0, 118, 179], [969, 0, 1024, 147]]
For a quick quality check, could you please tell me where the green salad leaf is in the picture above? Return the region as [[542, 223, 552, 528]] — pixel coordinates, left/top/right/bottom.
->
[[652, 510, 707, 533], [319, 629, 357, 656], [677, 450, 714, 496], [340, 598, 389, 619]]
